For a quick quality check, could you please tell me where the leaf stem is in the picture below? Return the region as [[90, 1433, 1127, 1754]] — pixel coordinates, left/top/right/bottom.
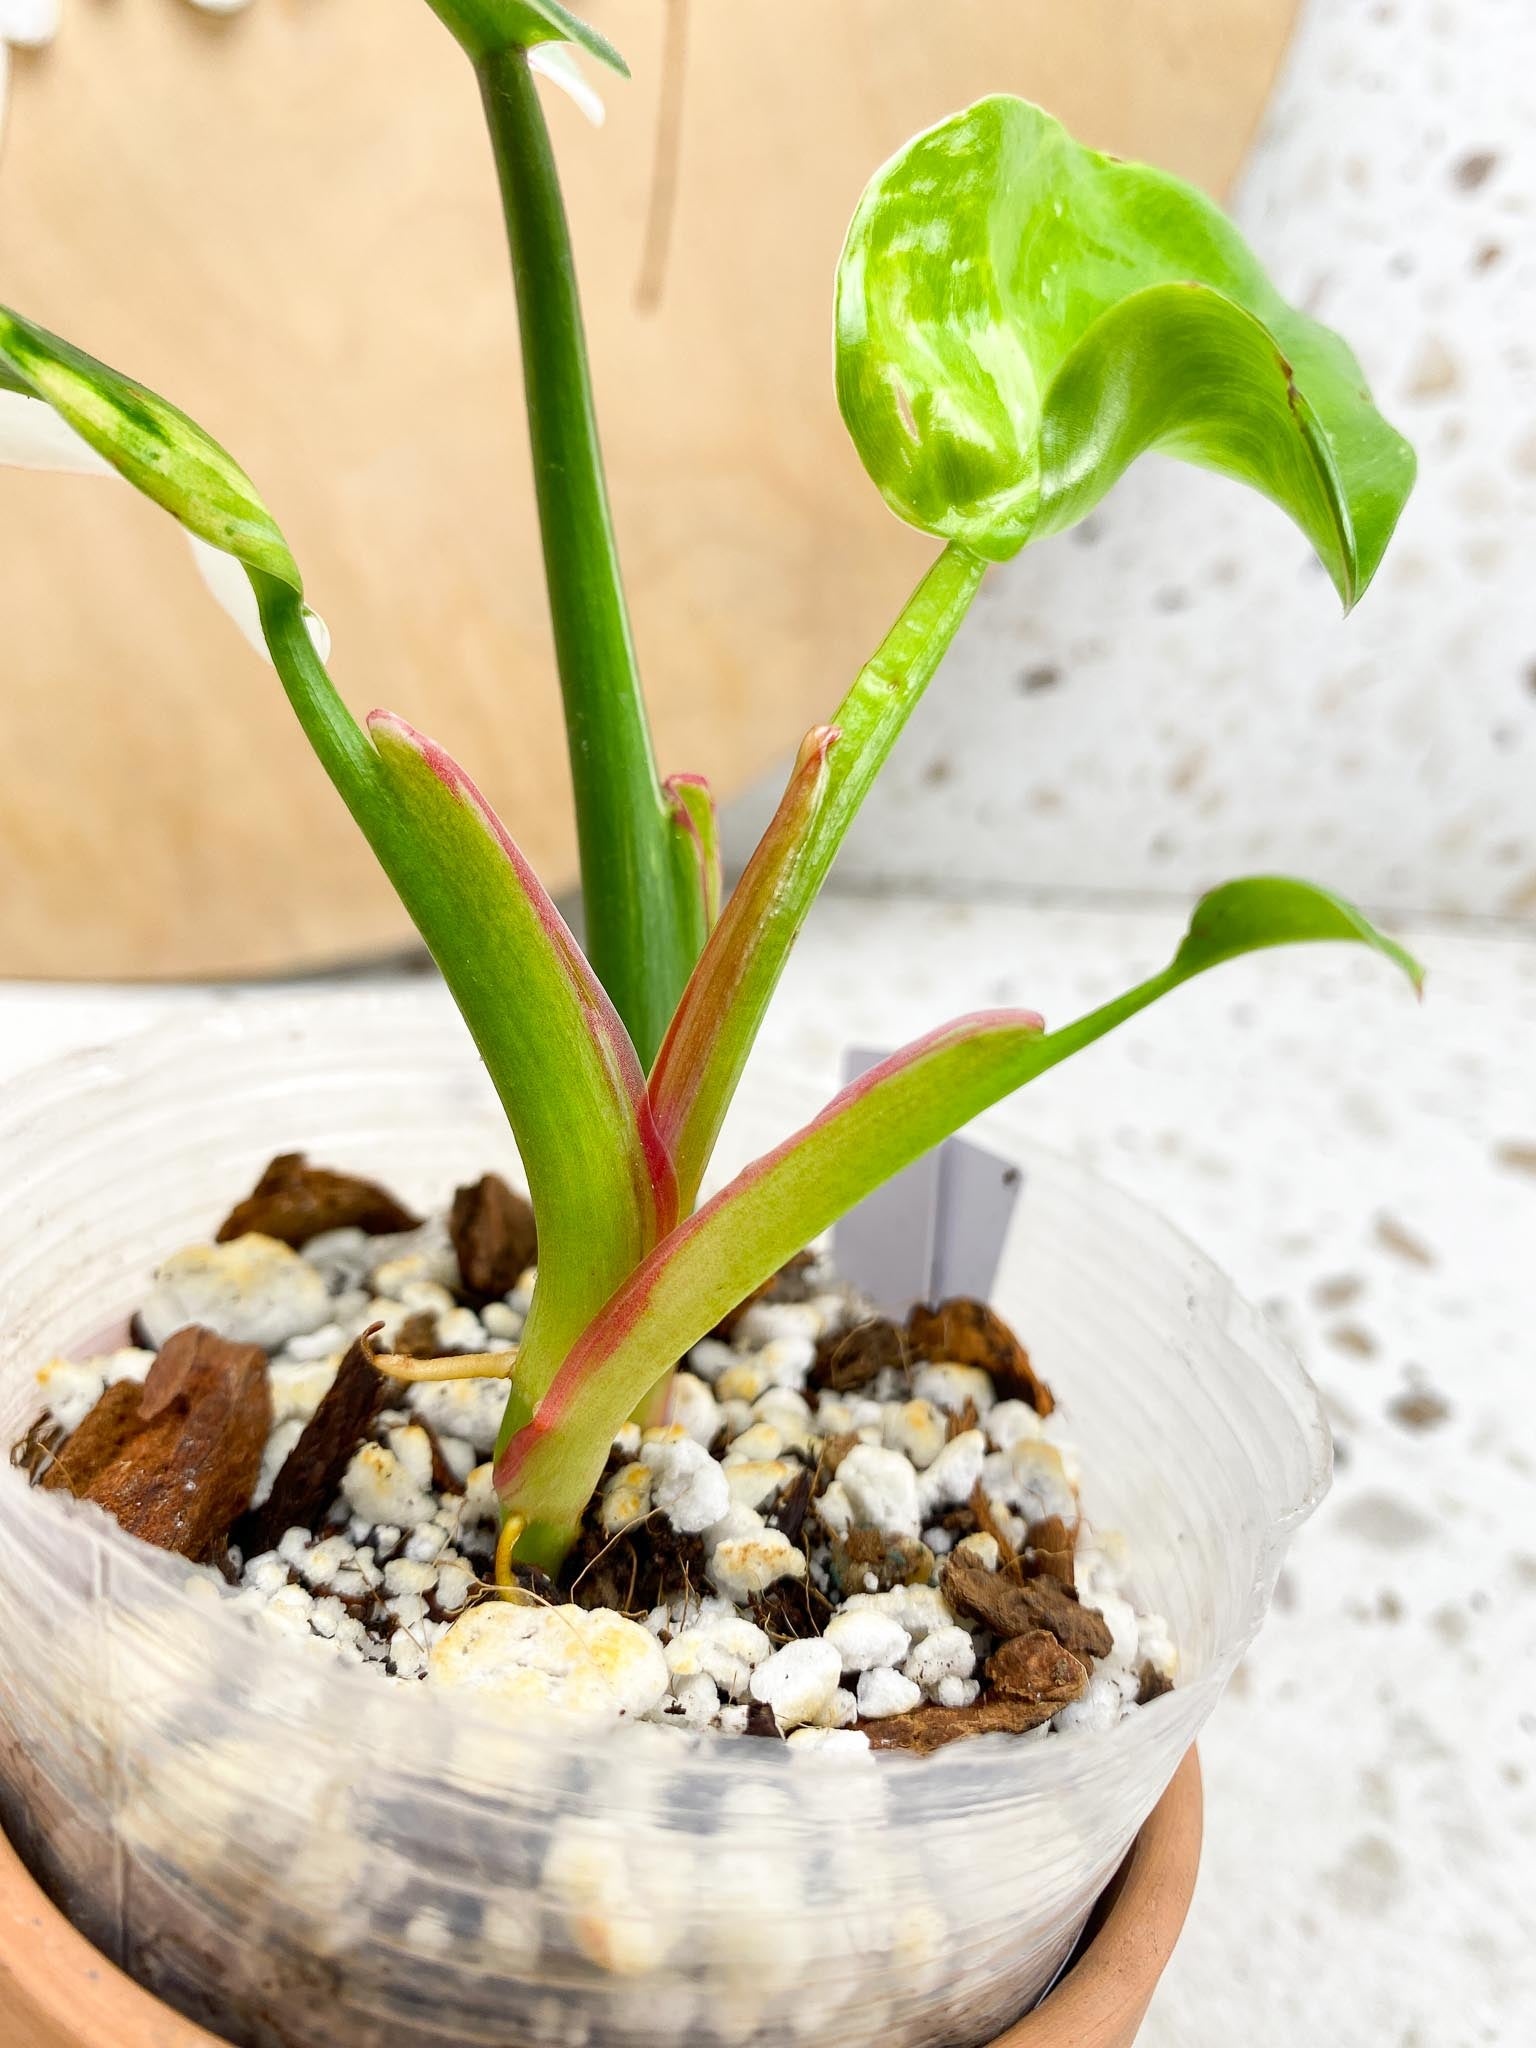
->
[[651, 540, 988, 1205], [477, 44, 694, 1066]]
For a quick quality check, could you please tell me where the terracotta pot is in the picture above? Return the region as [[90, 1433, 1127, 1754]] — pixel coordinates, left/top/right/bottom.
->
[[0, 1752, 1199, 2048]]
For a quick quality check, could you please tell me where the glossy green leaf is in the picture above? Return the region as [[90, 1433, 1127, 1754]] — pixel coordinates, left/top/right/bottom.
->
[[497, 876, 1420, 1564], [423, 0, 627, 72], [367, 710, 675, 1378], [836, 97, 1415, 606], [0, 303, 299, 589]]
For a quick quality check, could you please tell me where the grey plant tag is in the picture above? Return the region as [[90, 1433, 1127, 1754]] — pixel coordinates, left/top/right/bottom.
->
[[831, 1047, 1023, 1315]]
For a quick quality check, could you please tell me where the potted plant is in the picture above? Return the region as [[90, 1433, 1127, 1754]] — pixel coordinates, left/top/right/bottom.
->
[[0, 3, 1416, 2044]]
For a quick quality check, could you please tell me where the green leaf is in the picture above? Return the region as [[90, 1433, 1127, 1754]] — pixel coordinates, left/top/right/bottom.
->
[[835, 97, 1415, 607], [368, 710, 675, 1378], [422, 0, 628, 72], [0, 303, 300, 589], [498, 876, 1421, 1564]]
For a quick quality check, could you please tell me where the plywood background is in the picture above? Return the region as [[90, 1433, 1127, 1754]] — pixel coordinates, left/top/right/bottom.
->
[[0, 0, 1296, 977]]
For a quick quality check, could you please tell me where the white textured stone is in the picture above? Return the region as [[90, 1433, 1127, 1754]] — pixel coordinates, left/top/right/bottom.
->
[[812, 1479, 854, 1538], [723, 1458, 794, 1511], [856, 1666, 922, 1719], [665, 1371, 721, 1447], [824, 1608, 911, 1673], [838, 1584, 955, 1642], [911, 1363, 996, 1418], [836, 1443, 921, 1538], [903, 1625, 977, 1693], [664, 1613, 772, 1696], [748, 1638, 841, 1729], [342, 1432, 437, 1529], [881, 1398, 949, 1469], [916, 1428, 987, 1515], [138, 1233, 332, 1351], [981, 1438, 1077, 1526], [724, 1420, 783, 1462], [35, 1357, 106, 1434], [407, 1375, 512, 1458], [786, 1726, 872, 1755], [987, 1400, 1046, 1452], [268, 1357, 339, 1425], [640, 1434, 730, 1534], [429, 1603, 668, 1722], [252, 1417, 303, 1509], [707, 1528, 807, 1601], [684, 1336, 736, 1384], [954, 1532, 1001, 1572], [599, 1461, 652, 1535]]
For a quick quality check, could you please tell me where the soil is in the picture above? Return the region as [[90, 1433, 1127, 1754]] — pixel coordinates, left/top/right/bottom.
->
[[20, 1152, 1178, 1753]]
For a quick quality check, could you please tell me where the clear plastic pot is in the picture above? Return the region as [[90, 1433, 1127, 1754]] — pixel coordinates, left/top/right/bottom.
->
[[0, 993, 1329, 2048]]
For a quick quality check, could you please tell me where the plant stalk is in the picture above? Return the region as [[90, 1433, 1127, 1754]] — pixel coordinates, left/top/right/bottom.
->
[[477, 44, 695, 1066]]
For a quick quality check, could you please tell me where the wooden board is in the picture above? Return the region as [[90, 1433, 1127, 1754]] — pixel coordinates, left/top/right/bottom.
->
[[0, 0, 1297, 977]]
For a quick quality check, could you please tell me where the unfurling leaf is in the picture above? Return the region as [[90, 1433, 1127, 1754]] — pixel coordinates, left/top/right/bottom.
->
[[664, 773, 723, 940], [423, 0, 627, 71], [835, 98, 1414, 606], [497, 876, 1420, 1565], [0, 304, 299, 588]]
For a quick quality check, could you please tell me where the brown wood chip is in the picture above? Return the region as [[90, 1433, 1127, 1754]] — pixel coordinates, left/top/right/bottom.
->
[[238, 1332, 390, 1555], [1137, 1662, 1175, 1705], [1024, 1513, 1077, 1588], [809, 1316, 909, 1393], [862, 1696, 1060, 1752], [449, 1173, 537, 1303], [216, 1152, 419, 1247], [906, 1297, 1054, 1415], [43, 1326, 270, 1561], [985, 1628, 1090, 1706], [941, 1555, 1113, 1660]]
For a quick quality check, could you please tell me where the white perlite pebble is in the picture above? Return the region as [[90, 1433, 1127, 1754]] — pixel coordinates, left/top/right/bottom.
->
[[724, 1420, 783, 1462], [36, 1347, 149, 1433], [666, 1672, 721, 1726], [838, 1584, 955, 1641], [429, 1603, 668, 1723], [684, 1337, 736, 1384], [408, 1376, 511, 1458], [641, 1435, 730, 1534], [954, 1532, 1002, 1572], [749, 1638, 841, 1729], [836, 1443, 921, 1538], [916, 1428, 987, 1516], [268, 1357, 340, 1425], [735, 1301, 821, 1347], [824, 1608, 911, 1674], [912, 1362, 996, 1417], [252, 1418, 304, 1509], [902, 1625, 976, 1692], [723, 1459, 794, 1511], [986, 1400, 1045, 1451], [1053, 1667, 1135, 1737], [600, 1462, 653, 1535], [752, 1388, 814, 1451], [856, 1666, 923, 1719], [664, 1613, 771, 1696], [881, 1399, 949, 1470], [342, 1429, 438, 1529], [707, 1527, 807, 1601], [753, 1334, 817, 1388], [981, 1438, 1077, 1526], [665, 1371, 721, 1446], [138, 1233, 332, 1351], [935, 1675, 980, 1709]]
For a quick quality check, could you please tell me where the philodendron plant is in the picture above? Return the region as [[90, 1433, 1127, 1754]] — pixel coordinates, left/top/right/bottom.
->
[[0, 0, 1419, 1576]]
